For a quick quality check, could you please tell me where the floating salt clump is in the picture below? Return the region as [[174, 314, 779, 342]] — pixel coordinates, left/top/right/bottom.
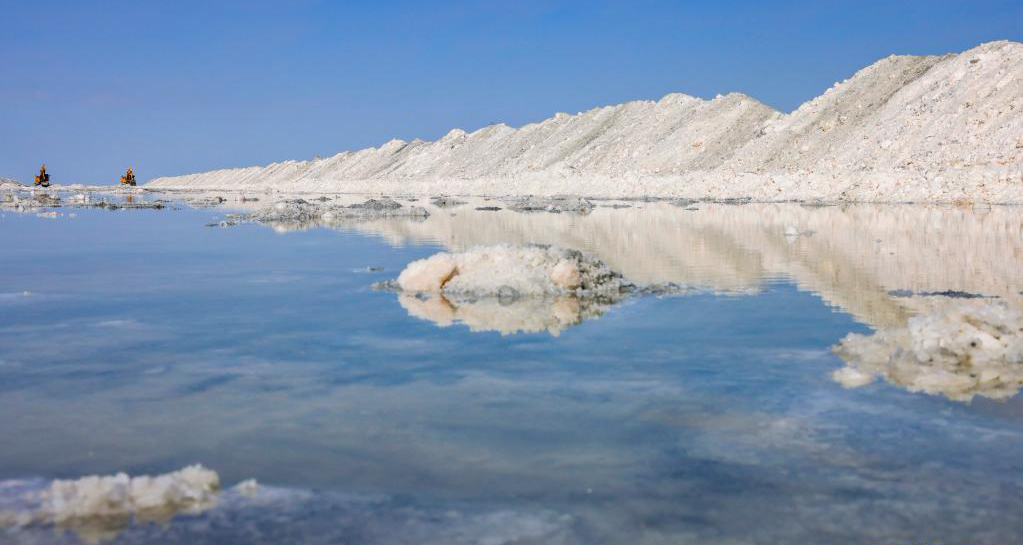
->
[[832, 302, 1023, 401], [394, 244, 631, 299], [41, 464, 219, 522], [249, 197, 428, 228]]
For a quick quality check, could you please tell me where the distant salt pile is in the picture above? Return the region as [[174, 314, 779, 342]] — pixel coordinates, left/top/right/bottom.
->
[[832, 303, 1023, 401], [394, 244, 631, 299], [149, 41, 1023, 203], [248, 197, 429, 229]]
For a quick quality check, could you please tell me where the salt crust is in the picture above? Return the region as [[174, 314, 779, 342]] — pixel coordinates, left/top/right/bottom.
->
[[395, 244, 629, 299]]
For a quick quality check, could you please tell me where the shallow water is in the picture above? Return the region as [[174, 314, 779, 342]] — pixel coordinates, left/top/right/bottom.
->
[[2, 192, 1023, 544]]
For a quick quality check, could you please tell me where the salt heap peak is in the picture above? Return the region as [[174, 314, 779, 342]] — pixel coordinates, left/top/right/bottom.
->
[[832, 302, 1023, 402]]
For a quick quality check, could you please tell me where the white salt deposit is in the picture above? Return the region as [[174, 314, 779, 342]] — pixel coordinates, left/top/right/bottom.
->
[[832, 303, 1023, 401], [148, 41, 1023, 203], [395, 244, 629, 298], [41, 465, 219, 522], [247, 197, 429, 228]]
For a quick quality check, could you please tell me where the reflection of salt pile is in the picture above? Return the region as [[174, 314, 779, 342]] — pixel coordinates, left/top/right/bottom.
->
[[389, 245, 633, 335], [0, 465, 224, 544], [832, 303, 1023, 401], [399, 294, 599, 336]]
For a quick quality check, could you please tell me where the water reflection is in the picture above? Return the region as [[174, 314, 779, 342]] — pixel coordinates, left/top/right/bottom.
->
[[399, 293, 603, 336], [244, 199, 1021, 329], [832, 301, 1023, 402], [4, 195, 1023, 543]]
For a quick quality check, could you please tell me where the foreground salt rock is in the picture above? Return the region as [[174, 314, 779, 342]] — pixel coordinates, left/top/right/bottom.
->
[[40, 465, 219, 523], [384, 244, 684, 335], [0, 466, 264, 544], [394, 244, 630, 299], [832, 303, 1023, 401]]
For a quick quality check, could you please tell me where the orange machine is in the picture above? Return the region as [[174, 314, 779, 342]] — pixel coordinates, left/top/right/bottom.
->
[[34, 164, 51, 187], [119, 168, 136, 186]]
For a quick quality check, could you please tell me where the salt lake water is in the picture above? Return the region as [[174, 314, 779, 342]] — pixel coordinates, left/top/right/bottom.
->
[[2, 191, 1022, 544]]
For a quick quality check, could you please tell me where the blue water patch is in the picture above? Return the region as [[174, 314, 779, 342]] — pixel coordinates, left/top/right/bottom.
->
[[1, 201, 1022, 544]]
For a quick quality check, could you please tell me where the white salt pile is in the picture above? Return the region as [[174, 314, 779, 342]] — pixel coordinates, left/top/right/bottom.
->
[[832, 303, 1023, 401], [41, 465, 219, 523], [393, 244, 631, 299], [149, 41, 1023, 203], [248, 197, 429, 228], [0, 465, 219, 531], [0, 467, 269, 544], [384, 245, 682, 335]]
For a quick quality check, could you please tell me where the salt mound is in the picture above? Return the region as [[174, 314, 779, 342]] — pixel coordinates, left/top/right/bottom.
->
[[148, 41, 1023, 203], [832, 303, 1023, 401], [248, 197, 429, 229], [394, 244, 631, 299], [41, 465, 219, 522]]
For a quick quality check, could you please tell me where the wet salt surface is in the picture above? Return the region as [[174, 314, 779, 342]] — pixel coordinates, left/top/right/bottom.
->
[[2, 193, 1023, 544]]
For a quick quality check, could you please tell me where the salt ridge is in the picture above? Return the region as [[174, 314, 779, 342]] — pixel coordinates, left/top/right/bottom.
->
[[150, 40, 1023, 202]]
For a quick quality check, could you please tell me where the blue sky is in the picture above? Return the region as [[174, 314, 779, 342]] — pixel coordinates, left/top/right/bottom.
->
[[2, 0, 1020, 184]]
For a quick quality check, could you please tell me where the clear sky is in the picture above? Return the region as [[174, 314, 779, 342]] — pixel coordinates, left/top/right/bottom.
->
[[2, 0, 1021, 185]]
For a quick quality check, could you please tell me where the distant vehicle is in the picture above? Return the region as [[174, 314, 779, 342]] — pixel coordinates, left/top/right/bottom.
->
[[120, 168, 136, 186], [34, 164, 51, 187]]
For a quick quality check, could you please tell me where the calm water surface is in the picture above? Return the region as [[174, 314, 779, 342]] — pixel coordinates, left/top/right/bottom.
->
[[2, 192, 1023, 544]]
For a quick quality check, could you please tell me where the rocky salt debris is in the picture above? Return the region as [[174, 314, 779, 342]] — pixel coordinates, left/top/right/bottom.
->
[[505, 196, 595, 214], [832, 302, 1023, 401], [248, 197, 429, 228], [187, 196, 227, 208], [0, 467, 271, 544], [0, 178, 23, 189], [0, 465, 220, 541], [392, 244, 632, 299], [430, 196, 467, 208], [378, 244, 689, 335]]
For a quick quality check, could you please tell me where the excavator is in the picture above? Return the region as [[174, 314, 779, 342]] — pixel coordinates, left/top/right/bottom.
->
[[34, 164, 51, 187], [119, 168, 136, 186]]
